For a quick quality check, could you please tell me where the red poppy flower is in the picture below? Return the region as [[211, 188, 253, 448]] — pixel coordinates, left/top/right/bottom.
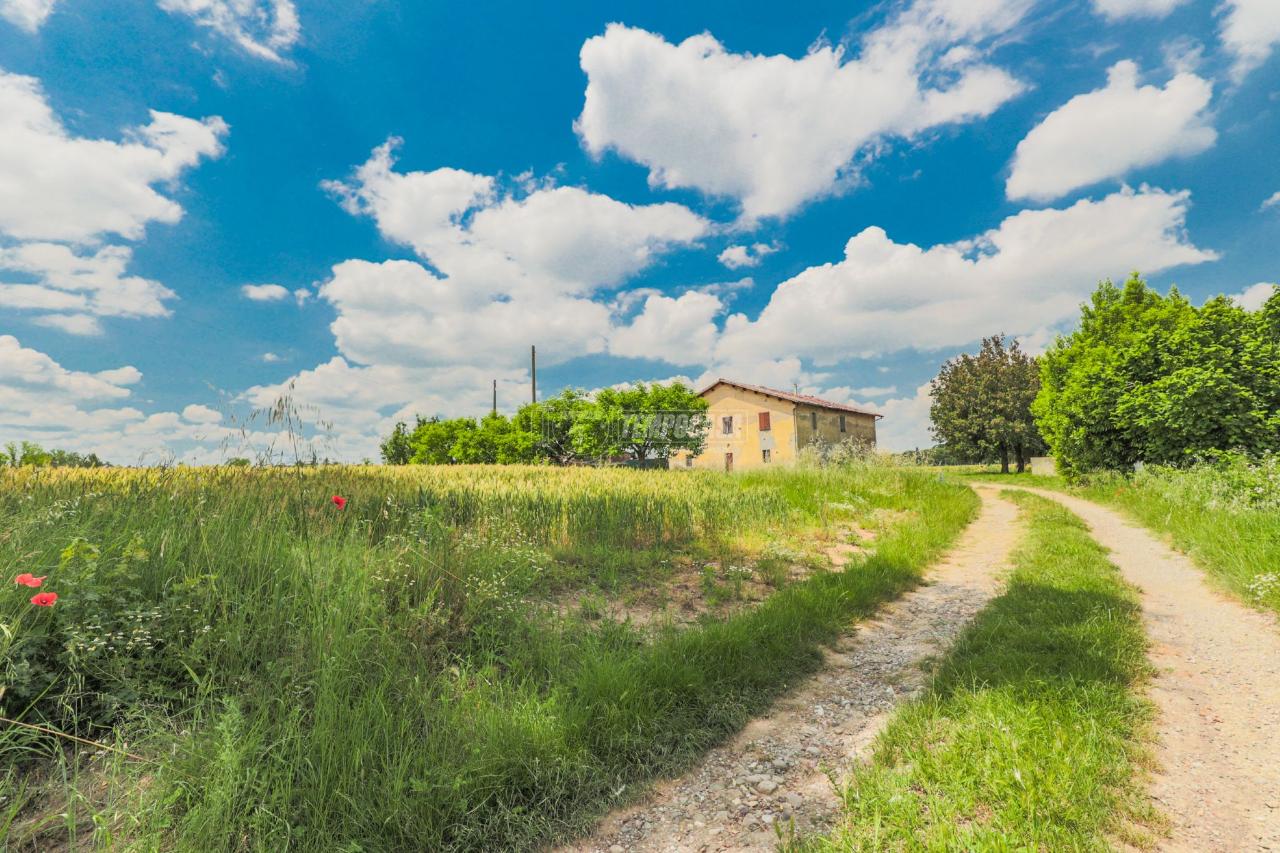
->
[[30, 592, 58, 607], [331, 495, 347, 510], [14, 573, 46, 587]]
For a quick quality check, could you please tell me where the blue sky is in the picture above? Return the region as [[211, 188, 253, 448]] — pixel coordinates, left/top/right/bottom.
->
[[0, 0, 1277, 462]]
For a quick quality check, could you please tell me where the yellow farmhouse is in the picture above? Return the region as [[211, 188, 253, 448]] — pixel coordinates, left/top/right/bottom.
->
[[678, 379, 882, 472]]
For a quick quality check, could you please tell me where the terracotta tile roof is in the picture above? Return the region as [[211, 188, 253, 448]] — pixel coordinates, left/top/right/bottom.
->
[[697, 378, 883, 418]]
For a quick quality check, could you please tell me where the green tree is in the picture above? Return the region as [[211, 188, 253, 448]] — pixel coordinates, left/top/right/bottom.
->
[[407, 417, 479, 464], [380, 421, 415, 464], [930, 334, 1044, 473], [514, 389, 591, 465], [452, 413, 539, 464], [571, 382, 710, 462], [1034, 275, 1280, 477], [2, 441, 52, 467]]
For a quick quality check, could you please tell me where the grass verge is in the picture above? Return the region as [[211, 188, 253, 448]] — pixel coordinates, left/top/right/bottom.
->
[[962, 464, 1280, 617], [794, 491, 1160, 851]]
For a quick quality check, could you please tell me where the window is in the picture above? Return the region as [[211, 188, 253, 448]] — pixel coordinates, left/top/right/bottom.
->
[[810, 411, 817, 429], [839, 414, 847, 433], [721, 415, 734, 435], [758, 411, 771, 431], [762, 449, 771, 463], [685, 455, 694, 468]]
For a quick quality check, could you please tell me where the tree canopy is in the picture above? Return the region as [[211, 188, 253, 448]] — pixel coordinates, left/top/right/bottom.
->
[[380, 382, 709, 466], [1034, 275, 1280, 477], [930, 334, 1044, 472], [1, 441, 108, 468]]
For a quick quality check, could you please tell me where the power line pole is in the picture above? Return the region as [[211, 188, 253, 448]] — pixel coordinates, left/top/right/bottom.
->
[[531, 345, 538, 404], [492, 379, 497, 417]]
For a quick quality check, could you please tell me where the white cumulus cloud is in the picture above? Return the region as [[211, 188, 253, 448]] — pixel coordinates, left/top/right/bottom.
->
[[0, 0, 55, 31], [715, 186, 1217, 366], [1219, 0, 1280, 82], [241, 283, 290, 301], [1007, 61, 1215, 202], [0, 70, 227, 243], [576, 0, 1030, 220], [609, 291, 724, 365], [0, 335, 327, 464], [318, 139, 709, 372], [0, 70, 224, 334], [0, 243, 176, 324], [1231, 282, 1276, 311], [718, 243, 778, 269]]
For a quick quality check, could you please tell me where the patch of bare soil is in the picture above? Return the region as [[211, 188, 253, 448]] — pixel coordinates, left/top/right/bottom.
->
[[553, 526, 875, 631], [1006, 487, 1280, 853], [556, 487, 1021, 853]]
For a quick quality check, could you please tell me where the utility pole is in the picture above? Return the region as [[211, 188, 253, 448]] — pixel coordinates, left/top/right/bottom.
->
[[531, 345, 538, 404], [492, 379, 497, 417]]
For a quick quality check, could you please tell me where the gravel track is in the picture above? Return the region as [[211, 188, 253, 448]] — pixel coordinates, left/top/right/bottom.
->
[[559, 486, 1021, 853]]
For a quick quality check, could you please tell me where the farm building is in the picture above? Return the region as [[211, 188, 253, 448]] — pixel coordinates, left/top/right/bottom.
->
[[677, 379, 882, 471]]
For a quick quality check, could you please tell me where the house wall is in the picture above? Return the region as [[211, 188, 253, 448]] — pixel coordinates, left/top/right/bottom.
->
[[678, 385, 798, 471], [794, 404, 877, 451]]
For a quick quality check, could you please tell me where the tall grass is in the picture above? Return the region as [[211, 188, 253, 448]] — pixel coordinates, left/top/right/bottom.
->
[[1, 463, 977, 850], [795, 491, 1158, 851]]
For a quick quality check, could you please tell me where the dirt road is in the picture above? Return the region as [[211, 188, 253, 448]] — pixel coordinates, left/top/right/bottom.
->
[[1007, 486, 1280, 853], [560, 486, 1021, 853]]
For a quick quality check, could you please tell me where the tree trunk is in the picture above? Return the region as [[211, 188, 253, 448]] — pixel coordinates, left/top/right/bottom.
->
[[1000, 444, 1010, 474], [1015, 441, 1026, 473]]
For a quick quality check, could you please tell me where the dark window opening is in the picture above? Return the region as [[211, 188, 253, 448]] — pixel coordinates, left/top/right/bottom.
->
[[721, 415, 734, 435], [810, 411, 817, 429], [762, 449, 771, 463], [839, 414, 847, 432]]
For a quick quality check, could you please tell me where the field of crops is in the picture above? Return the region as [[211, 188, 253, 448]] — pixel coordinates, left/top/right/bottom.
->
[[1, 463, 976, 850]]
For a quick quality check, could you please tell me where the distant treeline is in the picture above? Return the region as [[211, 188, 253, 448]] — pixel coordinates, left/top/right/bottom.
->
[[381, 382, 710, 466], [2, 441, 109, 468]]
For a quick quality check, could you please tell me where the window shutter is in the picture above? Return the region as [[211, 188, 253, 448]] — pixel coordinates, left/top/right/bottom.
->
[[758, 412, 771, 431]]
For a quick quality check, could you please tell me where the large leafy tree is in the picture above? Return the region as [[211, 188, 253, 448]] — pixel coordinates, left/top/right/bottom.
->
[[570, 382, 709, 462], [1034, 275, 1280, 476], [930, 334, 1044, 473]]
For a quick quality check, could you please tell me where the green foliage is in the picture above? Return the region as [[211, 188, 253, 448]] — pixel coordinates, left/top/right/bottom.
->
[[1034, 275, 1280, 476], [381, 382, 709, 466], [0, 464, 976, 850], [930, 334, 1044, 472], [379, 421, 414, 464], [1, 441, 107, 468], [569, 383, 710, 461], [798, 492, 1156, 851]]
